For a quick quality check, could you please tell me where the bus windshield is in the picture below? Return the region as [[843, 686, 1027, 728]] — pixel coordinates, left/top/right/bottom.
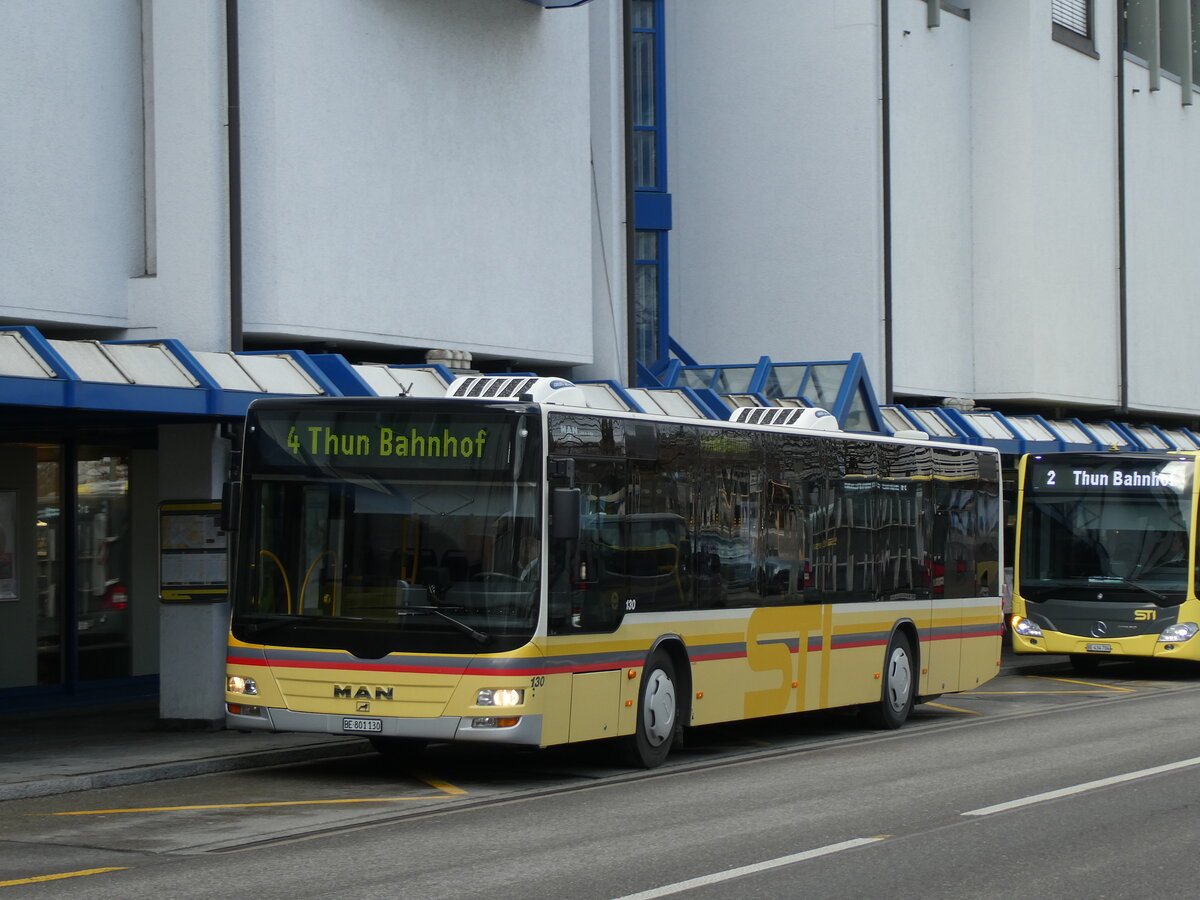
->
[[231, 404, 542, 656], [1019, 456, 1193, 603]]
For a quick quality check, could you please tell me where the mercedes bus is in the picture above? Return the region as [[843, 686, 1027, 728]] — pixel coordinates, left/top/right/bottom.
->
[[1011, 451, 1200, 670]]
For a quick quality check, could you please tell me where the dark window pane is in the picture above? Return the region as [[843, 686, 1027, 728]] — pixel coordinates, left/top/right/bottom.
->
[[631, 0, 655, 29]]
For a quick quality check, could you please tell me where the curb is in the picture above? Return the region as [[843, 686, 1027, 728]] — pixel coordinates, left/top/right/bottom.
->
[[0, 739, 368, 802]]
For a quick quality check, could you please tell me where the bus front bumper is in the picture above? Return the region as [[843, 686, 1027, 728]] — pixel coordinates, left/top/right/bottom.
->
[[1011, 629, 1200, 661], [225, 705, 544, 746]]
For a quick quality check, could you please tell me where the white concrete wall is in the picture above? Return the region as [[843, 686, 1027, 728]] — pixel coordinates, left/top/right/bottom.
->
[[236, 0, 596, 367], [1123, 55, 1200, 416], [0, 1, 145, 329], [970, 0, 1120, 408], [666, 0, 885, 374], [126, 0, 232, 351], [888, 3, 976, 399], [573, 0, 630, 383]]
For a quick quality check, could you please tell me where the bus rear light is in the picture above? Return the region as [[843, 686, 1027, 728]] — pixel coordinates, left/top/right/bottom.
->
[[1011, 616, 1043, 638], [103, 583, 128, 610], [1158, 622, 1198, 643]]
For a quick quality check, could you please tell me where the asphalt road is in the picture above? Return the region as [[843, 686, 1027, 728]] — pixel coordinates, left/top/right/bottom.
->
[[3, 659, 1199, 899]]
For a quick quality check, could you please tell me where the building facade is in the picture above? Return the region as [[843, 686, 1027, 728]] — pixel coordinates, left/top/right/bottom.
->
[[1, 0, 1198, 712]]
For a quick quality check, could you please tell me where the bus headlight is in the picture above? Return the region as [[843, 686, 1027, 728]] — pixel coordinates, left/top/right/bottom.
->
[[477, 688, 524, 707], [1012, 616, 1043, 638], [1158, 623, 1199, 643], [227, 675, 258, 695]]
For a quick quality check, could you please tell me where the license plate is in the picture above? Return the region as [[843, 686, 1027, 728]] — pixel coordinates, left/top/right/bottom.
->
[[341, 717, 383, 733], [1085, 643, 1112, 653]]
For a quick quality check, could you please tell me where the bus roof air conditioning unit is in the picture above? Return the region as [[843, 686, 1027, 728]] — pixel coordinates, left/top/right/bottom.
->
[[447, 375, 586, 407], [728, 406, 840, 431]]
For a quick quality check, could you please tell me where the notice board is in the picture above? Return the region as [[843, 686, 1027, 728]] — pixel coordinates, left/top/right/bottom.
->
[[159, 500, 228, 602]]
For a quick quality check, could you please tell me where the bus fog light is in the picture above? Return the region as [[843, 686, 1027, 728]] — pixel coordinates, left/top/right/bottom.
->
[[1012, 616, 1043, 638], [1158, 623, 1198, 643], [227, 675, 258, 695], [472, 716, 521, 728], [476, 688, 524, 707]]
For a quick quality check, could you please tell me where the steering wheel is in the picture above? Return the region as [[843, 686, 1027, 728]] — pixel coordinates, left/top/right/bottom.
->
[[473, 571, 520, 583]]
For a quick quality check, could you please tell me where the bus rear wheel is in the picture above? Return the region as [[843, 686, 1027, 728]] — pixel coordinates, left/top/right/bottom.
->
[[860, 632, 915, 729], [619, 651, 679, 769]]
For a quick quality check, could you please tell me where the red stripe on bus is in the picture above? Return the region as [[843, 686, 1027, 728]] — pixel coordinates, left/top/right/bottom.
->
[[920, 629, 1004, 642], [226, 655, 472, 675]]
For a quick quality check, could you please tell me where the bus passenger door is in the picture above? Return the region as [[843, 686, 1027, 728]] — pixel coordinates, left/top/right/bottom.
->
[[542, 458, 628, 745], [924, 504, 962, 693]]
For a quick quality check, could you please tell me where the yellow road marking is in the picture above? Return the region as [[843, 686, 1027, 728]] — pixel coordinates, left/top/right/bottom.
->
[[1030, 675, 1136, 692], [963, 673, 1138, 696], [0, 867, 128, 887], [960, 696, 1118, 700], [924, 702, 981, 716], [414, 772, 468, 795], [41, 796, 453, 816]]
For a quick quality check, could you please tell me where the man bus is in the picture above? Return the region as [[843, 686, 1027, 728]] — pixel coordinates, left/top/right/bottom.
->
[[225, 376, 1003, 767]]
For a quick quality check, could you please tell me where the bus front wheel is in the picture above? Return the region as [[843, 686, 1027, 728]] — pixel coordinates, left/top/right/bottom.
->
[[619, 651, 679, 769], [860, 632, 915, 729]]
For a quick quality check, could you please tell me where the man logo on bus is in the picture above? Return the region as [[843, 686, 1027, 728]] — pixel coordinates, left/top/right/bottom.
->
[[334, 685, 395, 701]]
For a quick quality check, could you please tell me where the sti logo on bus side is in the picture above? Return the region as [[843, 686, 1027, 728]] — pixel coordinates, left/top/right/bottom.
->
[[1135, 609, 1158, 621], [333, 685, 394, 701]]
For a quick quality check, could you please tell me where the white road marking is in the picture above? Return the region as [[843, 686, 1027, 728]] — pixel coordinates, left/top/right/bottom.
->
[[609, 836, 887, 900], [962, 755, 1200, 817]]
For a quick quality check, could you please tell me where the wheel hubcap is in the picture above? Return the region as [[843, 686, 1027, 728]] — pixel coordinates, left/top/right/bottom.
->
[[885, 648, 912, 713], [642, 669, 676, 746]]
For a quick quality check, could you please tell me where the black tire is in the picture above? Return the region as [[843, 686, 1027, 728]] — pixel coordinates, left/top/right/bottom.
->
[[369, 736, 427, 762], [860, 632, 916, 729], [619, 651, 679, 768], [1069, 653, 1102, 675]]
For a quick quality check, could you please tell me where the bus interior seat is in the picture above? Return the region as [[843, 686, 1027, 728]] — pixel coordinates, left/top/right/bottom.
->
[[442, 549, 471, 582]]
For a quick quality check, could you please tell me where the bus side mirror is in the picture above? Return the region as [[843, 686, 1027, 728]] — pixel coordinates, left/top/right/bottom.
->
[[221, 481, 241, 533], [551, 488, 581, 542]]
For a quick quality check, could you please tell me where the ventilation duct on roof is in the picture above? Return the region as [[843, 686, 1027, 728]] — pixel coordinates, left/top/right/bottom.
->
[[447, 375, 586, 407], [728, 406, 840, 431]]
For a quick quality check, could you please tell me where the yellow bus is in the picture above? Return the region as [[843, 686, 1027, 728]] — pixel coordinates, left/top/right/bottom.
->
[[225, 378, 1004, 767], [1011, 451, 1200, 672]]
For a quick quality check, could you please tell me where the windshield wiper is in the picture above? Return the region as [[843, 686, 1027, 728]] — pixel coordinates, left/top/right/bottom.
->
[[1115, 577, 1168, 604], [398, 605, 490, 645], [1085, 575, 1169, 603]]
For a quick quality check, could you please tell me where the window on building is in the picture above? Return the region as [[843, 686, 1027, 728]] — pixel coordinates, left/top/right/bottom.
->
[[1126, 0, 1198, 98], [631, 0, 662, 190], [634, 230, 665, 367], [1156, 0, 1193, 83], [1053, 0, 1098, 57], [630, 0, 670, 372]]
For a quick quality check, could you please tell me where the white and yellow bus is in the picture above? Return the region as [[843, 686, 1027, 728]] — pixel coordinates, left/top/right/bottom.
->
[[225, 378, 1003, 767], [1011, 451, 1200, 671]]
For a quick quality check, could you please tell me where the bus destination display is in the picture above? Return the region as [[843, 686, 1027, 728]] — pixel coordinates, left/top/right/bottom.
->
[[251, 410, 516, 472], [1028, 458, 1190, 493]]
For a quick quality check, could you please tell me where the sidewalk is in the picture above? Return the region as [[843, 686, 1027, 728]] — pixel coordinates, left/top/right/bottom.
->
[[0, 647, 1067, 803], [0, 703, 368, 801]]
